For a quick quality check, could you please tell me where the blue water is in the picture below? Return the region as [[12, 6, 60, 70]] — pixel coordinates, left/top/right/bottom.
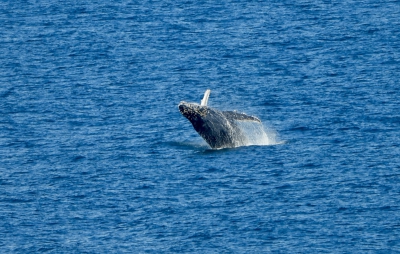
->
[[1, 0, 400, 252]]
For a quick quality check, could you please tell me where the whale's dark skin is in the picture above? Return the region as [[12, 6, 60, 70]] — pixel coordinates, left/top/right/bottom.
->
[[178, 101, 261, 149]]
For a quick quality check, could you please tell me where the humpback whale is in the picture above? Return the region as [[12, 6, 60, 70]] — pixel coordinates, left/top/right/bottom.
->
[[178, 89, 261, 149]]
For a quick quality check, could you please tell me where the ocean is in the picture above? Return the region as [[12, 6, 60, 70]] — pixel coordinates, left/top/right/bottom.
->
[[1, 0, 400, 252]]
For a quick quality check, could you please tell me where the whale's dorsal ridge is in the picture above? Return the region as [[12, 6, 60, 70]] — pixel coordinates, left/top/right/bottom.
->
[[201, 89, 211, 106], [222, 111, 261, 123]]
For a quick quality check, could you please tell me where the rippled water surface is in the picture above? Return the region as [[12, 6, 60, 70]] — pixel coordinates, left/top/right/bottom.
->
[[1, 0, 400, 252]]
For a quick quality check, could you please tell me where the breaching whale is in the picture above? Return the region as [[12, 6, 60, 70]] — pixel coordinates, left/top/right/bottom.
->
[[178, 89, 261, 149]]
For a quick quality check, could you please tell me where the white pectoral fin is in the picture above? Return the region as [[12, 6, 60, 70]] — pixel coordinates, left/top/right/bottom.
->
[[200, 89, 211, 106]]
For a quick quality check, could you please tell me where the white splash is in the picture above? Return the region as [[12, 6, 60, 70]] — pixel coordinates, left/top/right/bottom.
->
[[235, 120, 280, 146]]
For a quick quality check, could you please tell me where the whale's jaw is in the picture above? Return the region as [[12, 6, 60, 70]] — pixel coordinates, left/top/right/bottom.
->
[[178, 102, 208, 123]]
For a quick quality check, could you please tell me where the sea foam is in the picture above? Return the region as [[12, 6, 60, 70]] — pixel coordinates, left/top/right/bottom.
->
[[235, 120, 280, 147]]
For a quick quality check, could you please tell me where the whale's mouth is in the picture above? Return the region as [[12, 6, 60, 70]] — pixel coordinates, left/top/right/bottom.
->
[[178, 101, 195, 114], [178, 102, 208, 119], [179, 102, 197, 122]]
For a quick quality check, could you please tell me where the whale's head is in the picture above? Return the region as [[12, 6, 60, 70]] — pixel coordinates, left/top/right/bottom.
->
[[178, 101, 209, 124]]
